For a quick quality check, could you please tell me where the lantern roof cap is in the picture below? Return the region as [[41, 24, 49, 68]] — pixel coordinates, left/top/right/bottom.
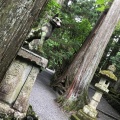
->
[[99, 65, 117, 81]]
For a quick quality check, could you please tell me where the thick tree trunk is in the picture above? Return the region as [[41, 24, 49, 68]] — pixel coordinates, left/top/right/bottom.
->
[[56, 0, 120, 110], [53, 9, 108, 94], [0, 0, 48, 81]]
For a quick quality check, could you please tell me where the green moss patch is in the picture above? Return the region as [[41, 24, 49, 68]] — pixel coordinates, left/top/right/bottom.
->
[[0, 113, 14, 120], [99, 70, 117, 81]]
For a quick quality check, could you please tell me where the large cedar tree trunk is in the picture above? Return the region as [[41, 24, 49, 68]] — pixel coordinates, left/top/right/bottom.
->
[[56, 0, 120, 110], [0, 0, 48, 81]]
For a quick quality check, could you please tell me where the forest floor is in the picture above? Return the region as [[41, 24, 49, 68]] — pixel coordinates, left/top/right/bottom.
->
[[29, 69, 120, 120]]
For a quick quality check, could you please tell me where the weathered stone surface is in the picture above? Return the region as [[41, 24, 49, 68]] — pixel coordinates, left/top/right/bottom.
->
[[0, 46, 48, 115], [13, 66, 39, 113], [70, 110, 96, 120], [77, 110, 96, 120], [0, 1, 49, 115], [0, 101, 26, 119], [14, 111, 26, 119], [0, 0, 48, 80], [0, 101, 14, 114], [0, 59, 32, 104], [99, 65, 117, 81], [18, 47, 48, 68], [83, 105, 98, 118], [95, 78, 109, 93]]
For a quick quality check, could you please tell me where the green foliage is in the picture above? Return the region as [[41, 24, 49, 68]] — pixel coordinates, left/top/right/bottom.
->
[[43, 18, 92, 71], [40, 0, 95, 73], [45, 0, 61, 14], [98, 19, 120, 71], [114, 21, 120, 35], [35, 0, 61, 27], [111, 52, 120, 71], [0, 113, 14, 120], [24, 105, 39, 120], [68, 0, 100, 25], [95, 0, 113, 11], [31, 0, 99, 74]]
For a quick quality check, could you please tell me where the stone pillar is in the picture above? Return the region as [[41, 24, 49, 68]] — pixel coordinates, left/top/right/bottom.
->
[[0, 47, 48, 119], [13, 66, 39, 113], [0, 60, 32, 104]]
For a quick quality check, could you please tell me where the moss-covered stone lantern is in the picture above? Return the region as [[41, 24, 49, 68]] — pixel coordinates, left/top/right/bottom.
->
[[71, 65, 117, 120]]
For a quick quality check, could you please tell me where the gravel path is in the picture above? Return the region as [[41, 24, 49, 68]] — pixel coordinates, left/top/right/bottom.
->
[[29, 69, 69, 120], [29, 69, 120, 120]]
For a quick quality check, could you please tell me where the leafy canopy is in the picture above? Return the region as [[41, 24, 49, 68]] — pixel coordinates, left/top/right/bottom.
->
[[95, 0, 113, 11], [42, 0, 93, 71]]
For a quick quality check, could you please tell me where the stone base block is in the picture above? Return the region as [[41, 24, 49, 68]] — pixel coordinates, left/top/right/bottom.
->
[[70, 110, 97, 120], [0, 101, 26, 119], [83, 105, 98, 118], [0, 101, 14, 114], [77, 110, 97, 120]]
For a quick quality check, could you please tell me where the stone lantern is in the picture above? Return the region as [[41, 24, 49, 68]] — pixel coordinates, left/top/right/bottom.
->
[[0, 47, 48, 119], [71, 65, 117, 120]]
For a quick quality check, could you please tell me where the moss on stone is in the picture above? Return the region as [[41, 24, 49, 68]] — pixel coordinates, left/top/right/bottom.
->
[[0, 113, 14, 120], [24, 105, 39, 120], [70, 109, 97, 120], [0, 105, 39, 120], [99, 70, 117, 81], [77, 110, 97, 120]]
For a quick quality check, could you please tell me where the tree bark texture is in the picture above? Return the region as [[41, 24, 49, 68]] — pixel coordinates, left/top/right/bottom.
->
[[56, 0, 120, 109], [0, 0, 48, 80], [66, 0, 120, 103], [53, 9, 108, 94]]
